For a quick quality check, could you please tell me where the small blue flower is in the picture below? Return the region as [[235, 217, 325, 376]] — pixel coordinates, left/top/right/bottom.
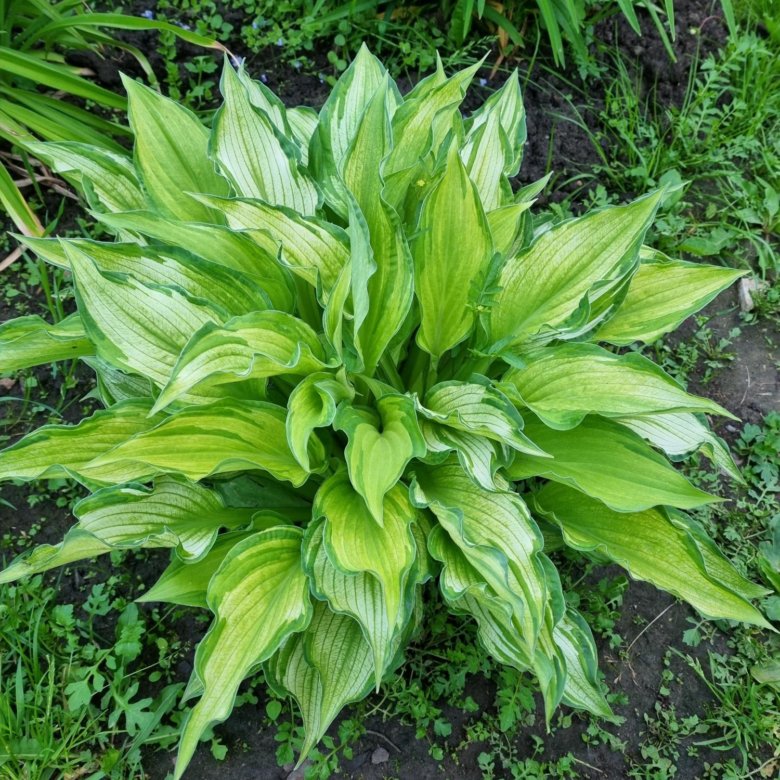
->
[[251, 20, 259, 29], [276, 37, 284, 47], [175, 20, 191, 30], [292, 60, 301, 70], [230, 54, 245, 67], [140, 9, 153, 18], [479, 77, 487, 87], [260, 73, 269, 83]]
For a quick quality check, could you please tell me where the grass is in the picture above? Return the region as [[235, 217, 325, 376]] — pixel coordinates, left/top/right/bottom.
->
[[547, 30, 780, 277], [0, 562, 185, 779]]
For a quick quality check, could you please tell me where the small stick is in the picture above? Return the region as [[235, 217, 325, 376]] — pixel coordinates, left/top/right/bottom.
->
[[625, 602, 675, 656], [365, 730, 400, 753], [0, 247, 23, 272], [571, 757, 605, 774]]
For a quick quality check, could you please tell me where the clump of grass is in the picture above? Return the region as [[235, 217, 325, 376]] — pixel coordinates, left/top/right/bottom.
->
[[553, 32, 780, 277]]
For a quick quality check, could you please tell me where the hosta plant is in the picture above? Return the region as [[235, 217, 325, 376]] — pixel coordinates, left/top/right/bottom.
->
[[0, 45, 770, 777]]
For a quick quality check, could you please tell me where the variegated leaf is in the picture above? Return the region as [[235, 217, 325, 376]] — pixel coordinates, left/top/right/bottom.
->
[[122, 75, 229, 222], [507, 415, 718, 511], [212, 62, 318, 215], [174, 527, 311, 778], [504, 343, 734, 430], [0, 313, 92, 373], [153, 311, 336, 413], [333, 394, 425, 524], [534, 483, 771, 628]]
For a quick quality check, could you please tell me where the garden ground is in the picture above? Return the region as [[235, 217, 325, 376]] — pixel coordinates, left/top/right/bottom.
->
[[0, 1, 778, 777]]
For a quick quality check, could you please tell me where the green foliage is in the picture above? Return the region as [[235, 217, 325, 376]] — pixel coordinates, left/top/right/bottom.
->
[[563, 33, 780, 276], [0, 0, 223, 234], [150, 0, 735, 75], [0, 569, 183, 779], [442, 0, 734, 68], [0, 47, 769, 777]]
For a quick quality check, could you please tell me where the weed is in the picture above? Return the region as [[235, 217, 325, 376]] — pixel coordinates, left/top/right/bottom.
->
[[554, 33, 780, 276], [0, 569, 183, 779]]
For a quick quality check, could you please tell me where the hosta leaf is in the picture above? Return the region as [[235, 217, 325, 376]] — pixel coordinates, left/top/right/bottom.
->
[[93, 211, 295, 312], [428, 523, 511, 618], [286, 106, 318, 165], [506, 415, 717, 511], [212, 63, 318, 215], [667, 509, 770, 601], [138, 516, 284, 608], [343, 78, 413, 373], [428, 523, 567, 718], [86, 357, 153, 405], [617, 412, 742, 482], [554, 610, 612, 717], [237, 68, 291, 136], [313, 473, 417, 678], [593, 259, 746, 345], [122, 75, 229, 223], [534, 483, 771, 628], [286, 372, 354, 471], [514, 173, 552, 204], [197, 194, 349, 295], [138, 534, 241, 609], [412, 142, 494, 360], [403, 53, 446, 101], [309, 44, 393, 215], [487, 201, 533, 258], [333, 394, 425, 524], [422, 377, 547, 456], [0, 528, 111, 585], [73, 477, 255, 561], [488, 192, 662, 350], [66, 245, 221, 393], [464, 70, 526, 177], [0, 399, 161, 484], [304, 520, 403, 685], [0, 313, 92, 373], [79, 400, 319, 487], [410, 461, 550, 647], [460, 71, 525, 211], [504, 343, 734, 430], [59, 239, 270, 317], [265, 603, 374, 760], [27, 141, 145, 213], [322, 258, 353, 359], [420, 420, 508, 491], [152, 311, 335, 413], [174, 527, 311, 779], [383, 61, 480, 209]]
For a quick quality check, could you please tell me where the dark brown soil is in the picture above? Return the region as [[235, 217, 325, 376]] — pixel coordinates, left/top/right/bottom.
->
[[683, 290, 779, 428]]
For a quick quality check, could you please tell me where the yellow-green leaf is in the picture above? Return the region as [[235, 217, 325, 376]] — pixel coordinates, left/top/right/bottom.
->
[[174, 527, 311, 779], [412, 143, 494, 360], [534, 483, 771, 628], [506, 415, 718, 511], [122, 75, 228, 222], [0, 313, 92, 374], [504, 343, 734, 430], [333, 394, 425, 523]]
